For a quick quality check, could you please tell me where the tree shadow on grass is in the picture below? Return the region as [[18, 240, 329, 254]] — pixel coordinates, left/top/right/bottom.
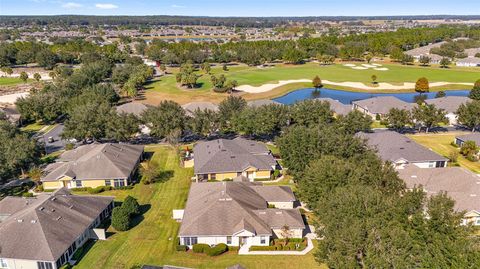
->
[[155, 170, 174, 183], [130, 204, 151, 229]]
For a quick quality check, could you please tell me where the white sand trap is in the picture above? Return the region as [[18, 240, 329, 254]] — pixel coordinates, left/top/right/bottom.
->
[[0, 92, 29, 104], [362, 64, 377, 68], [352, 66, 368, 70], [343, 64, 356, 67], [374, 67, 389, 71], [236, 80, 474, 93], [372, 63, 382, 66]]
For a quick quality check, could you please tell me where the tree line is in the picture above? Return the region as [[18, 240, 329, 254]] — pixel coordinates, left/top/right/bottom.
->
[[274, 108, 480, 268], [142, 25, 480, 65]]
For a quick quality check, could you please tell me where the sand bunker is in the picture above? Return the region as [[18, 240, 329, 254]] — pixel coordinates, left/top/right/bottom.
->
[[343, 64, 356, 67], [236, 79, 473, 93], [0, 92, 29, 104], [374, 67, 389, 71], [361, 64, 377, 68], [352, 66, 368, 70]]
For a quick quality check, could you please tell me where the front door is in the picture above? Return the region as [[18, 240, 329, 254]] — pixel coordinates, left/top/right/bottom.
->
[[239, 236, 248, 246]]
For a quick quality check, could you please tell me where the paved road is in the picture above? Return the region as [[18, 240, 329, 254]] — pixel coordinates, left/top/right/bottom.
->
[[41, 124, 66, 154]]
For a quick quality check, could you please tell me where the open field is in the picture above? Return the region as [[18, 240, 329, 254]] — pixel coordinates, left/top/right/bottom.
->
[[407, 132, 480, 173], [143, 62, 478, 105], [73, 145, 323, 269], [0, 77, 26, 86]]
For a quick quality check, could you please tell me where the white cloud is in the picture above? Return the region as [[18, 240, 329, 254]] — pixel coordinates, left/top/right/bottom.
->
[[171, 4, 185, 8], [62, 2, 83, 8], [95, 3, 118, 9]]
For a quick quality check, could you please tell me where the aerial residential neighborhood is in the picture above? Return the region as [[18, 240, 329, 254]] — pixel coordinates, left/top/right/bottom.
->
[[1, 1, 480, 269]]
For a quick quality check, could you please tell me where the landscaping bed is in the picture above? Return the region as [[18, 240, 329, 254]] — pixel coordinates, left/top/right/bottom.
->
[[249, 238, 308, 251]]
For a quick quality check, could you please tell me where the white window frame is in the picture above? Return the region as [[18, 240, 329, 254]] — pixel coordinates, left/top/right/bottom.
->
[[0, 258, 8, 268], [227, 236, 232, 244], [260, 236, 266, 244]]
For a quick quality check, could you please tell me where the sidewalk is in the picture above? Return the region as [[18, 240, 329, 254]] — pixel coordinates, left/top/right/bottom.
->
[[238, 237, 314, 255]]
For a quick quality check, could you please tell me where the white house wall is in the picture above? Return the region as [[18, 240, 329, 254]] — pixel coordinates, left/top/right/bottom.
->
[[268, 201, 294, 209], [272, 228, 304, 239], [2, 258, 56, 269]]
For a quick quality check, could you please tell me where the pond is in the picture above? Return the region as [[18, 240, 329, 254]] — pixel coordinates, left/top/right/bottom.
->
[[272, 88, 471, 105]]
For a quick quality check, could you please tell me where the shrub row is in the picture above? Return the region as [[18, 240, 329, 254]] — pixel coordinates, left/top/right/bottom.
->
[[69, 185, 134, 194], [191, 243, 228, 256], [176, 245, 188, 252]]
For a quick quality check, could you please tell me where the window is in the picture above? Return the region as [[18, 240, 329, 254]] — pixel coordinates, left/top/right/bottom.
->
[[75, 180, 82, 187], [36, 262, 53, 269], [0, 258, 7, 268], [260, 236, 266, 244], [210, 174, 216, 180], [105, 180, 111, 186], [114, 179, 125, 188], [227, 236, 232, 244], [476, 218, 480, 225], [183, 237, 198, 245]]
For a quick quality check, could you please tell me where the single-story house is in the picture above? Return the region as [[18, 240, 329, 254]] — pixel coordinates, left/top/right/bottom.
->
[[0, 105, 21, 125], [404, 41, 446, 60], [177, 182, 304, 248], [316, 98, 352, 116], [116, 102, 151, 134], [424, 96, 471, 125], [398, 165, 480, 226], [358, 131, 448, 169], [116, 102, 149, 117], [193, 138, 278, 181], [247, 99, 282, 108], [455, 133, 480, 147], [41, 143, 144, 190], [0, 188, 114, 269], [456, 57, 480, 67], [181, 102, 219, 117], [353, 96, 414, 118]]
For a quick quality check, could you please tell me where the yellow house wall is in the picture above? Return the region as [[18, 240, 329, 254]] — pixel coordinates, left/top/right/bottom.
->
[[255, 170, 272, 178], [43, 181, 63, 189], [81, 179, 112, 188], [208, 172, 238, 181]]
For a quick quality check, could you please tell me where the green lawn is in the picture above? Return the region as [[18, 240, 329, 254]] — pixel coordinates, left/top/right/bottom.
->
[[73, 145, 324, 269], [0, 77, 27, 86], [407, 132, 480, 173], [144, 62, 478, 105]]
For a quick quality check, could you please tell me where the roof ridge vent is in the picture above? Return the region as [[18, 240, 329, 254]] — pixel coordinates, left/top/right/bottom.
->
[[56, 216, 62, 221], [17, 219, 23, 223], [39, 207, 44, 211], [51, 197, 56, 201], [31, 220, 37, 224]]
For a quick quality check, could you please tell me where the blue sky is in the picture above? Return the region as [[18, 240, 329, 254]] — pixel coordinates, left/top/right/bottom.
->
[[1, 0, 480, 16]]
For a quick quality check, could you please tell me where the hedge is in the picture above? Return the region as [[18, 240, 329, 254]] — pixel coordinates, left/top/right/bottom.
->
[[111, 207, 131, 231], [228, 246, 239, 252], [176, 245, 188, 252], [22, 192, 34, 197], [122, 195, 140, 216], [250, 245, 276, 251], [192, 243, 210, 253], [206, 243, 228, 256]]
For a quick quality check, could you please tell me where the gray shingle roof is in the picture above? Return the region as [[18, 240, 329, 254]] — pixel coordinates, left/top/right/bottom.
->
[[250, 185, 296, 202], [358, 131, 448, 163], [116, 102, 149, 117], [404, 41, 446, 57], [398, 165, 480, 212], [179, 182, 304, 237], [456, 133, 480, 145], [247, 99, 281, 108], [42, 143, 144, 182], [353, 96, 414, 115], [0, 189, 113, 262], [424, 96, 471, 113], [193, 138, 276, 175], [316, 98, 352, 116], [181, 102, 219, 116]]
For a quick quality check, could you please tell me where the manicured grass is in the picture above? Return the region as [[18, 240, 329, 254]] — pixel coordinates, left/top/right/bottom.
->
[[144, 62, 478, 105], [20, 122, 47, 133], [0, 77, 26, 86], [73, 145, 323, 269], [407, 132, 480, 173]]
